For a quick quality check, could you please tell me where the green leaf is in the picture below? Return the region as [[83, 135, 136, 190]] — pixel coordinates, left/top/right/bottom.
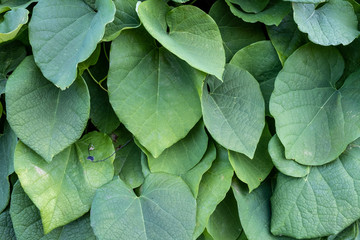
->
[[91, 174, 196, 240], [0, 121, 17, 213], [293, 0, 359, 46], [268, 134, 310, 178], [269, 43, 360, 165], [266, 14, 308, 64], [271, 138, 360, 238], [14, 131, 115, 233], [103, 0, 140, 41], [202, 64, 265, 158], [232, 180, 291, 240], [0, 0, 35, 13], [78, 44, 101, 75], [138, 0, 225, 79], [230, 41, 282, 115], [0, 8, 28, 43], [194, 144, 234, 238], [228, 125, 273, 192], [209, 0, 266, 62], [6, 56, 90, 162], [0, 209, 15, 240], [327, 221, 360, 240], [29, 0, 115, 89], [206, 191, 242, 240], [225, 0, 291, 26], [228, 0, 269, 13], [10, 181, 96, 240], [146, 120, 208, 175], [108, 27, 204, 158]]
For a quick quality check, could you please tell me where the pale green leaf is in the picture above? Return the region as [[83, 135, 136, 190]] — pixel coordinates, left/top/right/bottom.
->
[[10, 181, 96, 240], [228, 0, 269, 13], [202, 64, 265, 158], [91, 174, 196, 240], [14, 132, 115, 233], [269, 43, 360, 165], [29, 0, 115, 89], [0, 8, 28, 43], [229, 125, 273, 192], [271, 138, 360, 238], [293, 0, 359, 46], [0, 0, 35, 13], [108, 27, 204, 158], [0, 209, 15, 240], [268, 134, 310, 178], [138, 0, 225, 79], [327, 221, 359, 240], [6, 56, 90, 162]]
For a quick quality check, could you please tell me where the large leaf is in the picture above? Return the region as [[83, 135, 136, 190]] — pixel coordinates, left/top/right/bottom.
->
[[202, 64, 265, 158], [10, 181, 96, 240], [225, 0, 291, 26], [269, 43, 360, 165], [271, 138, 360, 238], [194, 144, 234, 238], [6, 56, 90, 162], [91, 174, 196, 240], [228, 126, 273, 192], [29, 0, 115, 89], [209, 0, 266, 62], [293, 0, 359, 46], [0, 121, 17, 213], [14, 132, 115, 233], [103, 0, 140, 41], [0, 8, 28, 43], [229, 0, 269, 13], [138, 0, 225, 79], [108, 28, 204, 158], [0, 210, 15, 240]]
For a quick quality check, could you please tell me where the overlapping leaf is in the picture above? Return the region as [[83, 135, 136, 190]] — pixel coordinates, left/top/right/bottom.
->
[[0, 8, 28, 43]]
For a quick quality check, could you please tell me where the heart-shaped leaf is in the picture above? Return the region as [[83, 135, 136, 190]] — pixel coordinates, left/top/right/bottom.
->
[[138, 0, 225, 79], [29, 0, 115, 89], [91, 174, 196, 240], [270, 43, 360, 165], [6, 56, 90, 162], [0, 8, 28, 43], [108, 28, 204, 158], [202, 64, 265, 158], [14, 132, 115, 233]]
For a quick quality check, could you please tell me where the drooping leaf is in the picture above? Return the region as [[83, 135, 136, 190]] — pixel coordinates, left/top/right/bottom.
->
[[10, 181, 96, 240], [266, 14, 307, 64], [230, 41, 282, 115], [271, 138, 360, 238], [0, 8, 28, 43], [209, 0, 266, 62], [6, 56, 90, 162], [202, 64, 265, 158], [229, 125, 273, 192], [91, 174, 196, 240], [225, 0, 291, 26], [0, 121, 17, 213], [14, 132, 115, 233], [0, 0, 35, 13], [138, 0, 225, 79], [146, 120, 208, 175], [103, 0, 140, 41], [108, 27, 204, 158], [228, 0, 269, 13], [194, 144, 234, 238], [29, 0, 115, 89], [268, 134, 310, 178], [293, 0, 360, 46], [206, 191, 242, 240], [0, 209, 15, 240], [270, 43, 360, 165]]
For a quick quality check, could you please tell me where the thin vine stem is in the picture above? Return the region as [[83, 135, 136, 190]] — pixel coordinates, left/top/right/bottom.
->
[[86, 68, 108, 92], [103, 42, 109, 62]]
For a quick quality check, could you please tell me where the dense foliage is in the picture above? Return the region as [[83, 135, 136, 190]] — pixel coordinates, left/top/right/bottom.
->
[[0, 0, 360, 239]]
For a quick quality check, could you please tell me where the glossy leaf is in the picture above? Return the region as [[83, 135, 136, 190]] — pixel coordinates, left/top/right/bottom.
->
[[29, 0, 116, 89], [91, 174, 196, 240], [202, 64, 265, 158], [0, 8, 28, 43], [270, 43, 360, 165], [108, 28, 204, 158], [14, 132, 115, 233], [138, 0, 225, 79], [6, 56, 90, 162]]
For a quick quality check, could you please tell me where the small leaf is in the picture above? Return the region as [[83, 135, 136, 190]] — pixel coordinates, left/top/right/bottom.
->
[[91, 174, 196, 240], [138, 0, 225, 79], [0, 8, 28, 43], [0, 0, 35, 13], [6, 56, 90, 162], [228, 0, 269, 13]]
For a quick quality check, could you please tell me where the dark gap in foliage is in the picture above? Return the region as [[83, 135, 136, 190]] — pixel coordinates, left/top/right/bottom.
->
[[315, 2, 326, 10], [134, 186, 142, 197], [262, 24, 270, 40], [206, 83, 211, 93], [266, 116, 276, 136], [154, 39, 162, 48], [192, 0, 217, 13]]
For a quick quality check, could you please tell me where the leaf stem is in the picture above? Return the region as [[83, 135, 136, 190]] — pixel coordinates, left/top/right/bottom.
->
[[103, 42, 109, 62], [86, 68, 108, 92]]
